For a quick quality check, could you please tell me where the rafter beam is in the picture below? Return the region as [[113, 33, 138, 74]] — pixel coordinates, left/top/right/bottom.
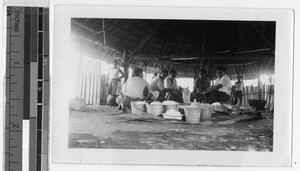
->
[[71, 19, 96, 34], [248, 21, 274, 49], [133, 51, 274, 60]]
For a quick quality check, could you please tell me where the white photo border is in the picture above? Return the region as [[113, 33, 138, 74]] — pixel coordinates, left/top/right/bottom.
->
[[50, 5, 294, 166]]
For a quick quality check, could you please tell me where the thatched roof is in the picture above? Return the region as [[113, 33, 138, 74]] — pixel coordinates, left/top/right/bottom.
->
[[71, 18, 275, 79]]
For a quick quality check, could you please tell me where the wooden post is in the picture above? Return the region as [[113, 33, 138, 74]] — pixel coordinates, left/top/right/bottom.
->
[[122, 50, 129, 82], [266, 85, 270, 109], [82, 59, 87, 100], [76, 55, 83, 98], [257, 65, 262, 100], [96, 60, 101, 106], [245, 86, 249, 106], [92, 59, 98, 105], [262, 83, 266, 100], [250, 85, 254, 99]]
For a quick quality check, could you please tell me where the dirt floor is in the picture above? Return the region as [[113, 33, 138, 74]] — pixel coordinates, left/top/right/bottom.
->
[[69, 105, 273, 151]]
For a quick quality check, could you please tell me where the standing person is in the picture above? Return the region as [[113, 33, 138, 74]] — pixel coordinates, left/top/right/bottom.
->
[[122, 68, 153, 108], [162, 70, 183, 103], [106, 60, 124, 106], [233, 75, 244, 106], [190, 69, 211, 102], [201, 66, 232, 104]]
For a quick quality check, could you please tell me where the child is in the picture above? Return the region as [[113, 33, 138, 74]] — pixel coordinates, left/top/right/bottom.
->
[[106, 60, 124, 106], [234, 75, 244, 107]]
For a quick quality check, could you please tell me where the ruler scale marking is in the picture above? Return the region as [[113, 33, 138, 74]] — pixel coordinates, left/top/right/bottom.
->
[[5, 7, 25, 171], [5, 6, 49, 171], [29, 7, 38, 171]]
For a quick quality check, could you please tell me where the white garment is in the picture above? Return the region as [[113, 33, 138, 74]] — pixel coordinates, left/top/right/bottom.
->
[[215, 74, 232, 94], [150, 75, 165, 91], [164, 77, 178, 90], [123, 77, 153, 99], [108, 67, 120, 79], [182, 87, 191, 103]]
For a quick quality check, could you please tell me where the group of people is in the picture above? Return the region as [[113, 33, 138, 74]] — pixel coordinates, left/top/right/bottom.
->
[[106, 60, 245, 110], [190, 66, 244, 106]]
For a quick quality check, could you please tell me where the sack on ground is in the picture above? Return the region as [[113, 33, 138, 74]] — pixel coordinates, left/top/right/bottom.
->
[[69, 98, 87, 111]]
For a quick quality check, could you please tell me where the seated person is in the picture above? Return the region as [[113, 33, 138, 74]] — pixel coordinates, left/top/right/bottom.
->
[[122, 68, 153, 108], [190, 69, 211, 102], [201, 66, 232, 104], [149, 69, 168, 99], [157, 70, 183, 103]]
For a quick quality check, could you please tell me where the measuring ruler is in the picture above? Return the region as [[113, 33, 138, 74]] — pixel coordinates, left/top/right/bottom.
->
[[5, 6, 24, 171], [5, 6, 49, 171]]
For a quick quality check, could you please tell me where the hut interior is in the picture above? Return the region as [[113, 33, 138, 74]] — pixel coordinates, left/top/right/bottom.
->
[[68, 18, 275, 151], [70, 18, 275, 108]]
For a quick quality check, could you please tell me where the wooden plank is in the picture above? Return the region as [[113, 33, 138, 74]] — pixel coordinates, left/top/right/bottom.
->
[[266, 85, 271, 109], [76, 55, 83, 98], [262, 84, 265, 100], [79, 73, 84, 98], [89, 59, 93, 104], [92, 62, 98, 105], [90, 59, 95, 105], [81, 58, 87, 99], [88, 72, 92, 105], [258, 69, 262, 100], [87, 72, 91, 104], [78, 72, 83, 98], [96, 60, 101, 105], [250, 85, 254, 99], [96, 60, 101, 106], [100, 74, 107, 103], [96, 75, 101, 105], [270, 85, 274, 110], [254, 86, 258, 99], [245, 86, 249, 106], [85, 58, 91, 104]]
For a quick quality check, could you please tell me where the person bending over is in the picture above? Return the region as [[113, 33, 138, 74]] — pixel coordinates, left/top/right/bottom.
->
[[122, 68, 153, 108]]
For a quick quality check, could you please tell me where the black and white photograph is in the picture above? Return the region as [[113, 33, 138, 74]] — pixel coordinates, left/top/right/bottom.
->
[[68, 18, 275, 151], [51, 5, 293, 166]]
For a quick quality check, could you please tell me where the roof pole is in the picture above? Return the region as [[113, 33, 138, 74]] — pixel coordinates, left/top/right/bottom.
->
[[102, 19, 106, 48]]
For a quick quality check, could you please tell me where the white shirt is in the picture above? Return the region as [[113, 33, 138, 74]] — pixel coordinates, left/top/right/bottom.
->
[[108, 67, 120, 79], [215, 74, 232, 94], [150, 75, 165, 91], [123, 77, 153, 99], [164, 77, 178, 90]]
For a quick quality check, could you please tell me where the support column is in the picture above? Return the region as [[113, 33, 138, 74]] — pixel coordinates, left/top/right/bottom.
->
[[258, 68, 262, 100], [122, 50, 129, 82]]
